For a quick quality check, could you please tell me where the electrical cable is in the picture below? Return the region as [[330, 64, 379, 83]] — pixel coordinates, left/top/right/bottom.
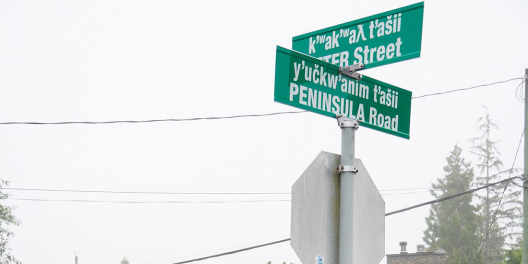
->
[[149, 174, 524, 264], [412, 77, 523, 99], [144, 236, 291, 264], [0, 111, 308, 125], [384, 176, 522, 216], [3, 183, 507, 196], [10, 198, 290, 204], [2, 186, 495, 200], [171, 238, 291, 264], [515, 78, 525, 102], [0, 77, 522, 125], [11, 155, 514, 264], [3, 187, 290, 195], [0, 76, 523, 264], [141, 172, 521, 264], [4, 191, 446, 203]]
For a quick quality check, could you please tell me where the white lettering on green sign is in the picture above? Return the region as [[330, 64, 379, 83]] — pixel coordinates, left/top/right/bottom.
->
[[274, 46, 412, 139], [288, 60, 400, 131], [293, 2, 424, 69]]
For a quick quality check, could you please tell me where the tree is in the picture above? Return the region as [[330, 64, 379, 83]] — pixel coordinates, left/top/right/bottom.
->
[[503, 244, 522, 264], [121, 257, 129, 264], [423, 145, 484, 264], [469, 109, 522, 264], [0, 180, 20, 264]]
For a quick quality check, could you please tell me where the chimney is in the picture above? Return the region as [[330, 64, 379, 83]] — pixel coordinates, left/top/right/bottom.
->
[[400, 241, 408, 254], [417, 244, 426, 253]]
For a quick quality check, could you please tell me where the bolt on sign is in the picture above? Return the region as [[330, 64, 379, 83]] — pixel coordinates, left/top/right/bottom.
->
[[292, 2, 424, 69], [274, 46, 412, 139]]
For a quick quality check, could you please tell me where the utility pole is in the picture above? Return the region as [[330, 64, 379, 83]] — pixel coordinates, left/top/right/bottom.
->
[[523, 68, 528, 264]]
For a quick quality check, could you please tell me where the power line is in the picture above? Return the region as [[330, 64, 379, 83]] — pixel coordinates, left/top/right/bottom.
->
[[5, 193, 437, 204], [4, 190, 441, 203], [3, 183, 504, 196], [515, 78, 525, 102], [0, 187, 481, 199], [0, 111, 308, 125], [140, 174, 524, 264], [384, 175, 522, 216], [171, 238, 291, 264], [412, 77, 523, 99], [3, 184, 511, 202], [145, 236, 291, 264], [0, 77, 522, 125], [3, 187, 290, 195], [10, 198, 290, 204]]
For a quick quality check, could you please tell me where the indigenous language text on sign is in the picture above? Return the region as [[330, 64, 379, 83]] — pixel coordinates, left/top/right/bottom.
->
[[292, 2, 423, 69], [274, 46, 412, 139]]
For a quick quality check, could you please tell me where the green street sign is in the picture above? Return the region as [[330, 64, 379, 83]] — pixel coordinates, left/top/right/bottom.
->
[[274, 46, 412, 139], [292, 2, 424, 69]]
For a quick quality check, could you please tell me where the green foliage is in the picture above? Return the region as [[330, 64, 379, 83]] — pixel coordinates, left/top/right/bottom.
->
[[423, 145, 484, 264], [469, 109, 522, 264], [0, 180, 20, 264], [121, 257, 129, 264], [503, 247, 521, 264]]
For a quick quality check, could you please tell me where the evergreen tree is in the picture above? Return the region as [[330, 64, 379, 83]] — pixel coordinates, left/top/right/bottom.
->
[[0, 180, 20, 264], [423, 145, 484, 264], [469, 109, 522, 264]]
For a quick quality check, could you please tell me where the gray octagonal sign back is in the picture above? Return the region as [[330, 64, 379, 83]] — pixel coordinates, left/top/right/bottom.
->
[[291, 151, 385, 264]]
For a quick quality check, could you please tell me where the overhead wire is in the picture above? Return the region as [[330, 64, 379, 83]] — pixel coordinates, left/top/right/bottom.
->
[[4, 183, 510, 202], [0, 111, 308, 125], [146, 174, 524, 264], [3, 187, 291, 195], [5, 176, 522, 196], [0, 77, 522, 126], [5, 180, 521, 202], [9, 198, 290, 204], [412, 77, 523, 99], [1, 76, 525, 263], [515, 77, 525, 102], [144, 235, 291, 264], [384, 175, 523, 216], [171, 238, 291, 264], [4, 126, 523, 262]]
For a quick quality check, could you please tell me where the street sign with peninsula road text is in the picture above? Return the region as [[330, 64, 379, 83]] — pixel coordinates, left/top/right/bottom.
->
[[274, 46, 412, 139]]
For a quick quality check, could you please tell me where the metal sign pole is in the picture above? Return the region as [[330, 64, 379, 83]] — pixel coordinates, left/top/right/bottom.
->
[[337, 115, 359, 264]]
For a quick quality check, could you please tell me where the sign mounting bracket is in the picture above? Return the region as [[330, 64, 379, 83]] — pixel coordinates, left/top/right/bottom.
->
[[339, 63, 364, 80]]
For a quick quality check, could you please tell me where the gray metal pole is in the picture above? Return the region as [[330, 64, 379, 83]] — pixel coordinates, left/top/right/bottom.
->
[[523, 68, 528, 264], [337, 116, 359, 264]]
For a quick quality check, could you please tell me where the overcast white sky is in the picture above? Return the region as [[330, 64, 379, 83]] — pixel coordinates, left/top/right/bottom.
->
[[1, 0, 528, 263]]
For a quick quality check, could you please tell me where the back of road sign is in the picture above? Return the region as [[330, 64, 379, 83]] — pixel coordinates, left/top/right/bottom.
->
[[291, 151, 385, 264]]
